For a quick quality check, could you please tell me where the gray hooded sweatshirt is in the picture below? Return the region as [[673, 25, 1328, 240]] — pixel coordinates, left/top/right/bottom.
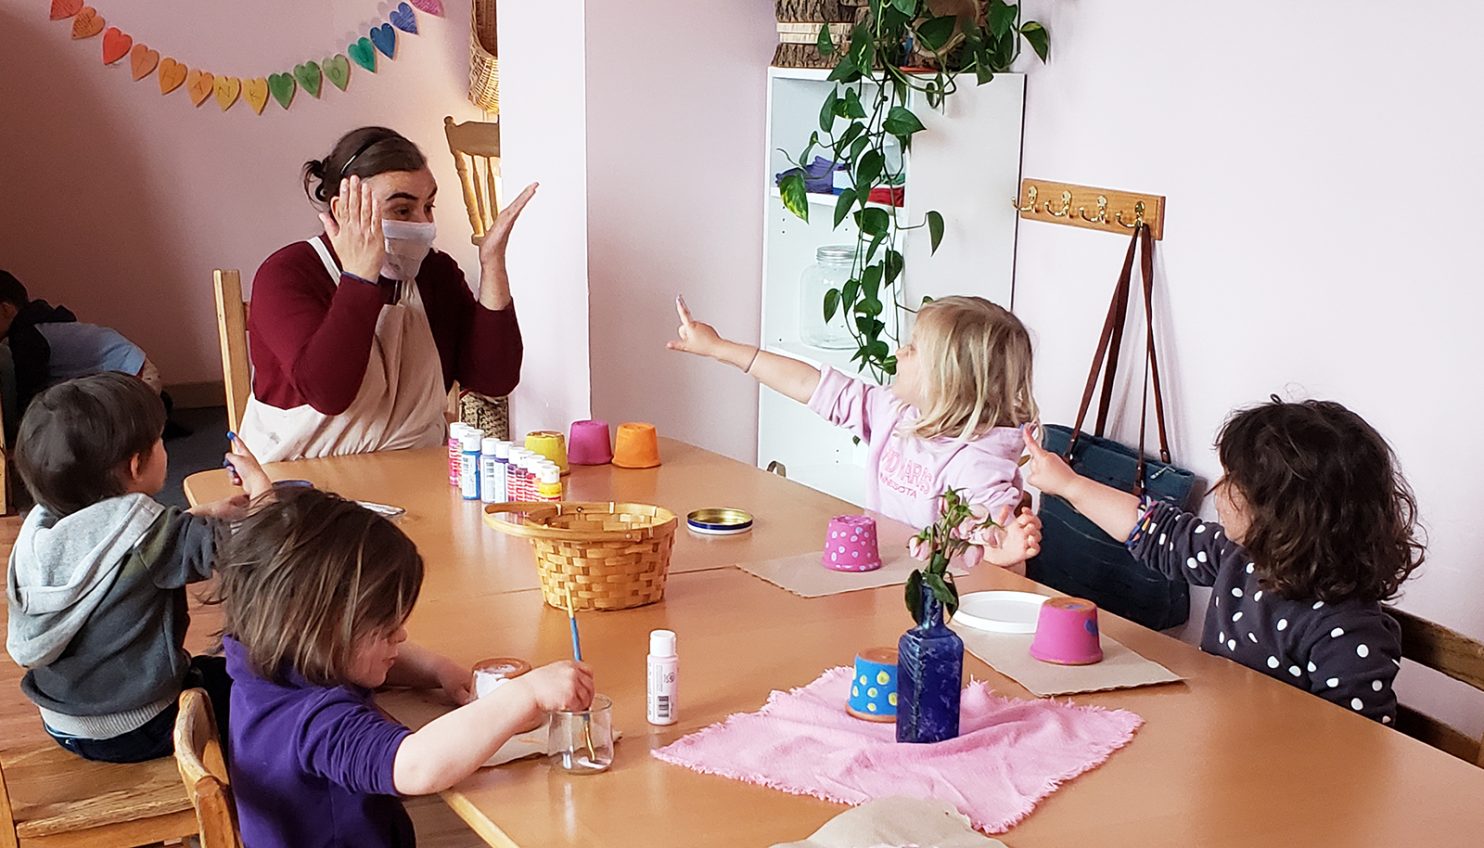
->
[[6, 494, 224, 738]]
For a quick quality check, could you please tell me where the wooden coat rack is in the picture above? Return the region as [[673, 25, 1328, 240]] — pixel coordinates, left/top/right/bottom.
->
[[1016, 179, 1166, 240]]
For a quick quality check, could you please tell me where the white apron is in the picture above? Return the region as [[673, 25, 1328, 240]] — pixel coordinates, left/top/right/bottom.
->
[[238, 237, 448, 462]]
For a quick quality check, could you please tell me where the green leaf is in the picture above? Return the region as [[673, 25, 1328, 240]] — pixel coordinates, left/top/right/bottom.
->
[[779, 174, 810, 222], [842, 278, 860, 307], [867, 339, 891, 360], [860, 297, 883, 317], [823, 288, 841, 323], [926, 210, 945, 254], [827, 57, 858, 82], [816, 23, 835, 57], [917, 15, 958, 52], [988, 2, 1017, 39], [1021, 21, 1049, 62], [890, 0, 919, 15], [843, 87, 867, 120], [905, 569, 924, 624], [849, 135, 871, 165], [858, 206, 890, 237], [860, 264, 883, 298], [883, 106, 926, 139], [849, 24, 874, 70], [975, 60, 995, 86], [884, 249, 904, 285], [920, 294, 935, 306], [819, 90, 838, 133], [855, 149, 884, 187], [835, 121, 865, 153], [833, 189, 857, 228], [866, 232, 887, 262]]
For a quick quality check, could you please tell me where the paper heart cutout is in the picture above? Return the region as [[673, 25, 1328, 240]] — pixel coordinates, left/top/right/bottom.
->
[[158, 57, 187, 94], [101, 26, 131, 64], [129, 43, 158, 80], [410, 0, 443, 15], [268, 72, 297, 109], [323, 54, 351, 91], [214, 76, 241, 111], [50, 0, 83, 21], [186, 69, 214, 107], [370, 23, 397, 59], [390, 3, 418, 35], [293, 61, 322, 98], [243, 78, 269, 115], [348, 38, 377, 73], [71, 7, 103, 39]]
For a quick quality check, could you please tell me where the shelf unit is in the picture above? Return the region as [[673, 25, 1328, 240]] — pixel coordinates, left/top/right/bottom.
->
[[756, 65, 1026, 506]]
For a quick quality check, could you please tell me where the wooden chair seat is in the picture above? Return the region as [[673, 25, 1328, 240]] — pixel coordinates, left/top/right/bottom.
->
[[1, 741, 196, 847]]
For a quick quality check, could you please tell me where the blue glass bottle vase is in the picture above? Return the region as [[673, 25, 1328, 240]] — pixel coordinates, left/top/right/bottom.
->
[[895, 587, 964, 743]]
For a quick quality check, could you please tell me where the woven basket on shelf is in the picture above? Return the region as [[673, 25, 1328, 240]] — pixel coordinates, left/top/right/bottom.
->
[[774, 0, 857, 68], [458, 391, 509, 441], [484, 501, 678, 611], [468, 0, 499, 112]]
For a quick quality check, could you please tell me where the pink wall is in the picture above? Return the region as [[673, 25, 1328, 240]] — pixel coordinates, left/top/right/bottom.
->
[[0, 1, 486, 387], [583, 1, 776, 462], [1014, 0, 1484, 733]]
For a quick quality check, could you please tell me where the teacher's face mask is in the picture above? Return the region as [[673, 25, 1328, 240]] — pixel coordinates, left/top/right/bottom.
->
[[380, 219, 437, 281]]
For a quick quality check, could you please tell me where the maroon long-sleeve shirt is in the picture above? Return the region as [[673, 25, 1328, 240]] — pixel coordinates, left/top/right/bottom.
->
[[247, 238, 522, 415]]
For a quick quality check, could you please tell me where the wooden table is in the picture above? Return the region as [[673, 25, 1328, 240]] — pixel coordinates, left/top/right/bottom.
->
[[185, 443, 1484, 848]]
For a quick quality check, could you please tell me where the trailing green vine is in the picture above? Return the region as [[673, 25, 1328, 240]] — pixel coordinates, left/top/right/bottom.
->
[[778, 0, 1048, 381]]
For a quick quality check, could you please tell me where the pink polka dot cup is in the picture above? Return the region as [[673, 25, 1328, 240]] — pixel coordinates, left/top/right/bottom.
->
[[821, 515, 882, 572], [1029, 596, 1104, 665]]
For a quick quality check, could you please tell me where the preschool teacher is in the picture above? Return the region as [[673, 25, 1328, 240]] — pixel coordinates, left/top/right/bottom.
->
[[238, 126, 531, 462]]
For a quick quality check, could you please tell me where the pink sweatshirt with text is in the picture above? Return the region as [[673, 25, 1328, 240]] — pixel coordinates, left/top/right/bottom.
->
[[808, 366, 1025, 527]]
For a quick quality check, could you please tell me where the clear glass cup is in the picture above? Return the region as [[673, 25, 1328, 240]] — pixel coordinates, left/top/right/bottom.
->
[[548, 694, 614, 774]]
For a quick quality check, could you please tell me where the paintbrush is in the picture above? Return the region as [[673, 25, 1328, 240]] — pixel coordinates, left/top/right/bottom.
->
[[564, 587, 598, 764]]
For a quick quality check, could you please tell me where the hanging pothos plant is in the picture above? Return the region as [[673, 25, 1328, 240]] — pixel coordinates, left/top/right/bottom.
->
[[778, 0, 1049, 381]]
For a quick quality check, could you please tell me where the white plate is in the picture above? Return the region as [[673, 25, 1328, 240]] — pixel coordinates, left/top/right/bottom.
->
[[357, 500, 406, 519], [952, 591, 1048, 634]]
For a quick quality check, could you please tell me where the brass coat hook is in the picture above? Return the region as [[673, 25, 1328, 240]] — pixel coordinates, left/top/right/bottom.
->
[[1078, 195, 1109, 224], [1115, 200, 1147, 229], [1042, 190, 1072, 218], [1017, 184, 1038, 213]]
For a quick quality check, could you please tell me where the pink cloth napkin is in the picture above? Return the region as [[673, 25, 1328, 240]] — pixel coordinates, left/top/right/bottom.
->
[[653, 667, 1142, 833]]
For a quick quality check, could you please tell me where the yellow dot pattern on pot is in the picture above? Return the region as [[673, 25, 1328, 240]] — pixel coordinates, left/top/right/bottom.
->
[[848, 648, 898, 720]]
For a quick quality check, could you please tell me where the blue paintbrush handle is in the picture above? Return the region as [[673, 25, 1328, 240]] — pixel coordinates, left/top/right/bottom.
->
[[568, 617, 584, 663]]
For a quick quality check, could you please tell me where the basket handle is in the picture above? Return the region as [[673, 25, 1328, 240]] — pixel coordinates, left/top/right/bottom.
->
[[482, 502, 661, 543]]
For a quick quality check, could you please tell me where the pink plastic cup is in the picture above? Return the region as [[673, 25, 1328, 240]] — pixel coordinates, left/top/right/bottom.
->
[[568, 420, 613, 465], [821, 515, 882, 572], [1029, 596, 1104, 665]]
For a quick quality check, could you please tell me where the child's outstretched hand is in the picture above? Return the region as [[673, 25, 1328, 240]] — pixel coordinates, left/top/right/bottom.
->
[[665, 295, 724, 359], [433, 657, 474, 707], [224, 433, 272, 499], [980, 505, 1042, 566], [189, 493, 251, 521], [1022, 424, 1078, 498]]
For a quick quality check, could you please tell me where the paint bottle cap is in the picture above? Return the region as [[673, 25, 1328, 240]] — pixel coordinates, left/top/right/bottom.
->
[[449, 422, 467, 440], [650, 629, 677, 658], [494, 440, 512, 459], [538, 466, 560, 484], [461, 430, 483, 451], [482, 437, 500, 454]]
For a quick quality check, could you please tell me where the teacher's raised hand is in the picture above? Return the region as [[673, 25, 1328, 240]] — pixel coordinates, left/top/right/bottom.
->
[[319, 176, 385, 282], [476, 182, 538, 311]]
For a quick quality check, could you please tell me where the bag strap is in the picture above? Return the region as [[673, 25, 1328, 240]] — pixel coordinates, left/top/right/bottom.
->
[[1132, 224, 1172, 495], [1065, 231, 1140, 459]]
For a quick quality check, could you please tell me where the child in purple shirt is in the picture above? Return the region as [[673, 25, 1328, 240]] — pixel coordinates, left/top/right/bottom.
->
[[214, 488, 594, 847], [669, 294, 1042, 560]]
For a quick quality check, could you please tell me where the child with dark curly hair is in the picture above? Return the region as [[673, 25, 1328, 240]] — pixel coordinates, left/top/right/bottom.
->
[[1023, 398, 1425, 724]]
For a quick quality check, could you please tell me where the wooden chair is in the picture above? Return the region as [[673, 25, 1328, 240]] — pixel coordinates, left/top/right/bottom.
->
[[443, 116, 502, 245], [1387, 605, 1484, 767], [0, 740, 196, 847], [172, 689, 242, 848], [213, 269, 250, 434]]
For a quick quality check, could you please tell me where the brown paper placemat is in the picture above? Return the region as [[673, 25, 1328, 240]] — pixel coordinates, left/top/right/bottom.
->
[[953, 623, 1183, 696], [771, 797, 1008, 848], [737, 549, 966, 599]]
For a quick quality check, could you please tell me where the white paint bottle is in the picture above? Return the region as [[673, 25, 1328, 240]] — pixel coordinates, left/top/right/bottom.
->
[[479, 437, 506, 504], [647, 629, 678, 726]]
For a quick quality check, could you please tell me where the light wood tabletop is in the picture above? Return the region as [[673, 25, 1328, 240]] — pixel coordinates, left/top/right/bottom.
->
[[182, 439, 888, 600], [184, 442, 1484, 847]]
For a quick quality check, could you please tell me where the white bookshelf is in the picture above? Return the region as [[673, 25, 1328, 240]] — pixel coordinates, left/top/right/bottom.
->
[[756, 65, 1026, 506]]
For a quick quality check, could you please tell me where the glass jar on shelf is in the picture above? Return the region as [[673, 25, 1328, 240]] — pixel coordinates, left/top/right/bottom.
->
[[799, 245, 857, 350]]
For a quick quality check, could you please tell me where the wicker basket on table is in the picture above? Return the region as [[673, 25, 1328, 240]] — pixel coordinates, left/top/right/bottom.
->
[[469, 0, 499, 112], [484, 502, 678, 611]]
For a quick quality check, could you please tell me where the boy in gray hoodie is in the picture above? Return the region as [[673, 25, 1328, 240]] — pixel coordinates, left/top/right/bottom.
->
[[6, 372, 270, 762]]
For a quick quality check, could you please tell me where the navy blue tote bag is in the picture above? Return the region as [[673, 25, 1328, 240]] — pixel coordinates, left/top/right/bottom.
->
[[1027, 225, 1197, 631]]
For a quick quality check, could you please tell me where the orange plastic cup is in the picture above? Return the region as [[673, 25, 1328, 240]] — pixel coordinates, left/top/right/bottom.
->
[[612, 422, 662, 469]]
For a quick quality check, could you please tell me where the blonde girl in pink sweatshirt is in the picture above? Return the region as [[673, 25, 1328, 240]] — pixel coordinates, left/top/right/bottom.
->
[[668, 295, 1040, 566]]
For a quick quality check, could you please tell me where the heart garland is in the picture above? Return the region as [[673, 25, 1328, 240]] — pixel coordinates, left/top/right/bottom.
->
[[46, 1, 444, 114]]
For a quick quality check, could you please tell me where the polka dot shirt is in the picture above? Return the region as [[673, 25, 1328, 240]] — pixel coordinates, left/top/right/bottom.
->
[[1127, 501, 1401, 724]]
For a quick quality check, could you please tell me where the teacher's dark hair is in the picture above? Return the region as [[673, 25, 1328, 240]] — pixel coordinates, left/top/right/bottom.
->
[[302, 127, 427, 207]]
